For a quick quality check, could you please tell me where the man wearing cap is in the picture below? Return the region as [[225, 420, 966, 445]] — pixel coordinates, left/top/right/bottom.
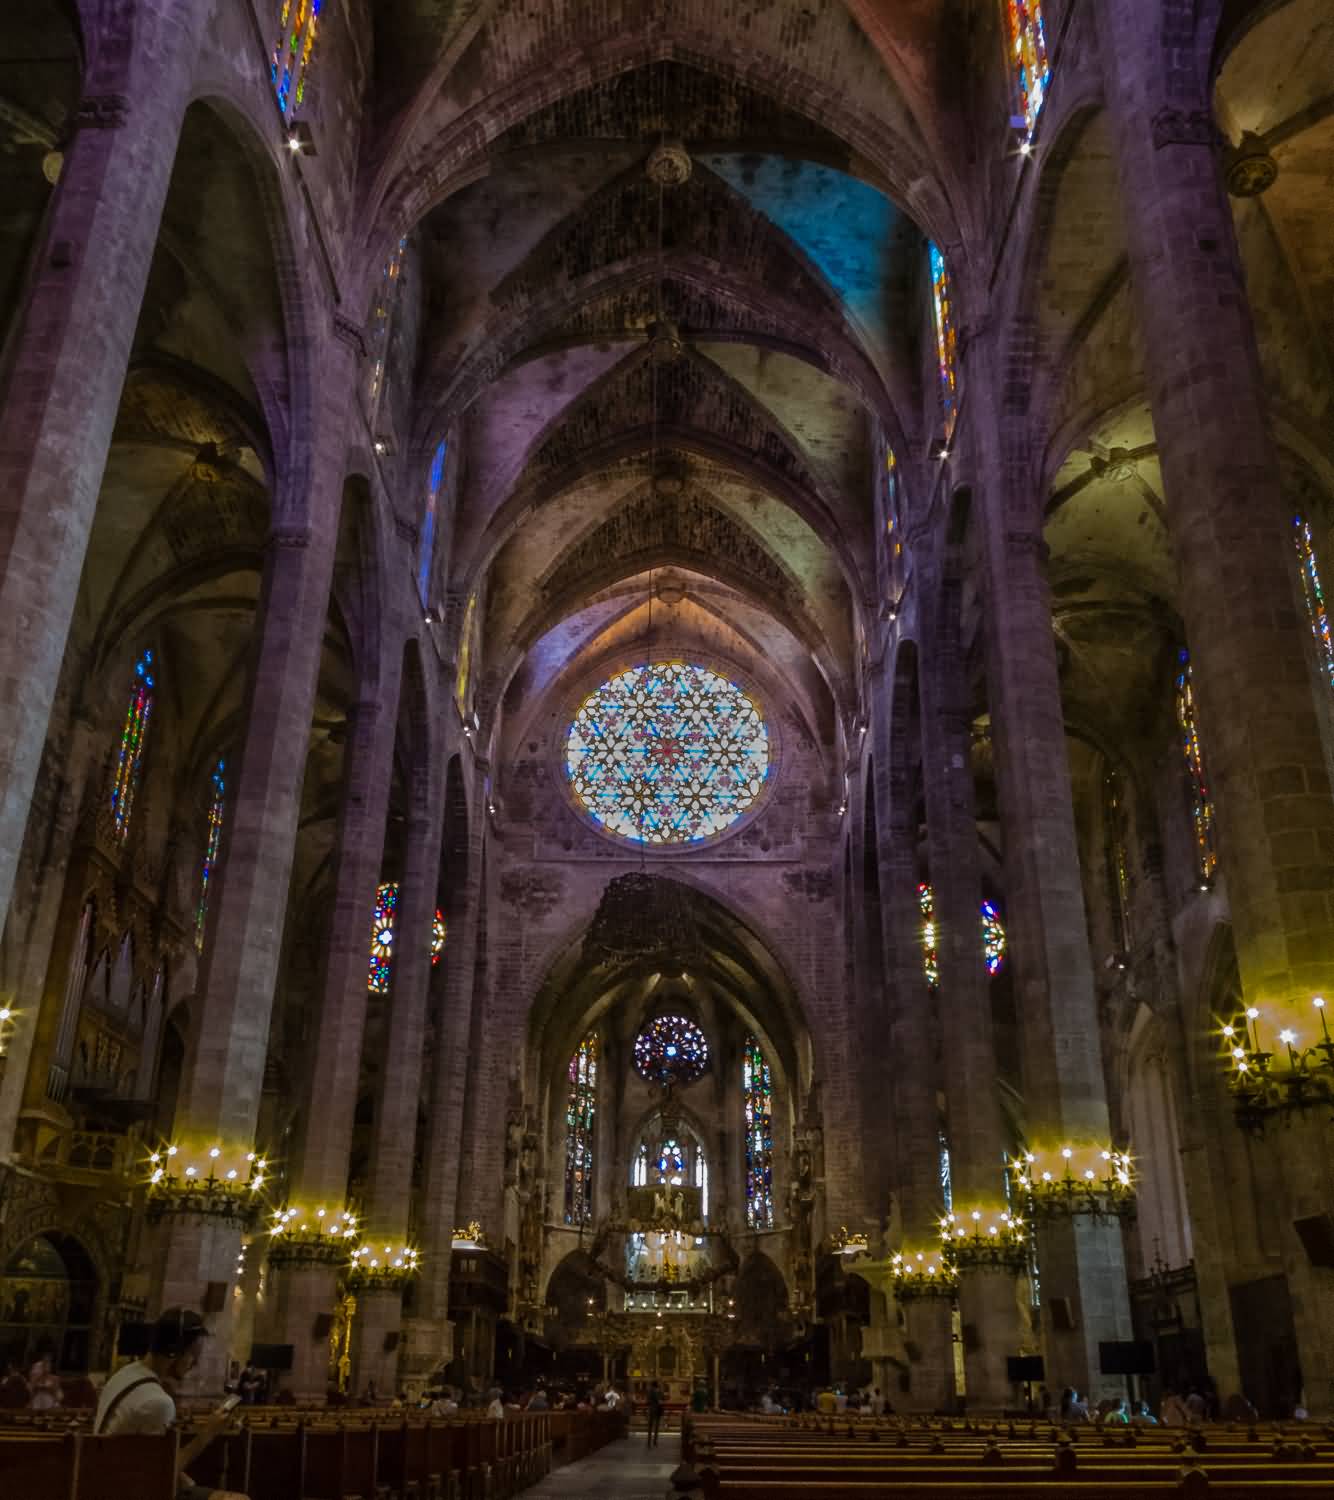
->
[[95, 1307, 247, 1499]]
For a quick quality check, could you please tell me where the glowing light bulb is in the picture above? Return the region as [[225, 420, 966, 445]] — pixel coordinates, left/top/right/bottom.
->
[[1315, 997, 1326, 1009], [185, 1166, 197, 1177], [1246, 1007, 1259, 1020], [1061, 1147, 1072, 1159], [209, 1147, 221, 1159]]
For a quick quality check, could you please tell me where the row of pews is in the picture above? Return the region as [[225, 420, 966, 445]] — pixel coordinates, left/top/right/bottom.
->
[[0, 1407, 625, 1499], [680, 1414, 1334, 1499]]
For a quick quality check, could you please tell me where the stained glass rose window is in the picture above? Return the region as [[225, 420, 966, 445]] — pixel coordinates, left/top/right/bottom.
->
[[633, 1014, 709, 1087]]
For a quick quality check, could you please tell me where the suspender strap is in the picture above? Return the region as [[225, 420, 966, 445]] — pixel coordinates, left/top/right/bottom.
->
[[95, 1374, 162, 1433]]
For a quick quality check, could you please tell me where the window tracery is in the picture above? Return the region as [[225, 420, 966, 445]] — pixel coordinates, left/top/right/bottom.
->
[[1174, 650, 1218, 887], [366, 237, 406, 421], [1294, 514, 1334, 691], [194, 758, 226, 952], [633, 1015, 709, 1087], [1003, 0, 1051, 139], [367, 881, 446, 994], [271, 0, 324, 120], [565, 661, 770, 845], [110, 649, 155, 840], [564, 1032, 598, 1225], [743, 1035, 774, 1229], [929, 243, 958, 439]]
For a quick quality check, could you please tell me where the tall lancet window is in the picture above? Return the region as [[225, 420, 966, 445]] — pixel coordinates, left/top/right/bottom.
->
[[110, 649, 155, 840], [1294, 514, 1334, 691], [1104, 769, 1134, 954], [1175, 650, 1218, 888], [743, 1035, 774, 1229], [271, 0, 325, 120], [929, 243, 958, 439], [1003, 0, 1051, 140], [419, 440, 446, 609], [366, 237, 406, 419], [194, 758, 226, 952], [564, 1032, 599, 1225]]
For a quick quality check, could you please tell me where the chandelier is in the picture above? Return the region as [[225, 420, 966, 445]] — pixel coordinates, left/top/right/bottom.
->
[[582, 872, 701, 975], [1220, 999, 1334, 1131]]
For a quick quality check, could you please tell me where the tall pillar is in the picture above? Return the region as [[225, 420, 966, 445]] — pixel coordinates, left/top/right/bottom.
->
[[354, 771, 447, 1394], [1098, 3, 1334, 1409], [918, 555, 1026, 1409], [967, 331, 1133, 1399], [269, 679, 403, 1401], [148, 330, 359, 1393], [412, 786, 484, 1381], [868, 645, 954, 1411], [0, 4, 208, 926]]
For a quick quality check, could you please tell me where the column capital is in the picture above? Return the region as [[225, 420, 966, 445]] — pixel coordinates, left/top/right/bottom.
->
[[1150, 106, 1223, 152]]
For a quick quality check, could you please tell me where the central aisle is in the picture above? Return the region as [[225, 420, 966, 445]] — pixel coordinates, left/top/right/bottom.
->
[[522, 1429, 679, 1499]]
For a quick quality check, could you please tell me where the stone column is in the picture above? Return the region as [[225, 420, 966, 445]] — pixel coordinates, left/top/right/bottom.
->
[[918, 553, 1026, 1409], [0, 4, 208, 927], [148, 328, 360, 1393], [868, 644, 954, 1411], [268, 679, 403, 1401], [410, 783, 484, 1381], [353, 772, 448, 1394], [966, 329, 1133, 1399], [1099, 3, 1334, 1409]]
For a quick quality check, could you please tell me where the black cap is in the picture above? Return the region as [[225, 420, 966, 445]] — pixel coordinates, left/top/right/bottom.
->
[[150, 1307, 209, 1356]]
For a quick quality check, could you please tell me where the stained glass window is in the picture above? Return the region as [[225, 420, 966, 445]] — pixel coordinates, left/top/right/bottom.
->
[[366, 237, 406, 419], [1003, 0, 1050, 140], [455, 591, 477, 716], [633, 1014, 709, 1087], [918, 883, 939, 987], [1294, 514, 1334, 691], [1104, 769, 1134, 954], [271, 0, 324, 120], [939, 1128, 954, 1213], [1175, 650, 1218, 887], [929, 243, 958, 440], [419, 440, 446, 610], [657, 1139, 686, 1183], [194, 759, 226, 952], [110, 649, 155, 840], [919, 884, 1007, 984], [694, 1149, 709, 1220], [566, 661, 770, 845], [564, 1032, 598, 1225], [743, 1035, 774, 1229], [981, 901, 1007, 976], [367, 880, 446, 993]]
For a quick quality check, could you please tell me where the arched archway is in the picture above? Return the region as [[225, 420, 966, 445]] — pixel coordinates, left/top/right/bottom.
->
[[0, 1231, 98, 1374]]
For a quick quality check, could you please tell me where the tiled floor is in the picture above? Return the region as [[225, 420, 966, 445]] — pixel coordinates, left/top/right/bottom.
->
[[521, 1429, 680, 1498]]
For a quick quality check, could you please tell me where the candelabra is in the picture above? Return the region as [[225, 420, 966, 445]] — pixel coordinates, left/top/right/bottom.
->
[[889, 1247, 958, 1300], [939, 1208, 1029, 1272], [828, 1226, 870, 1258], [266, 1204, 361, 1268], [1006, 1145, 1136, 1220], [145, 1142, 268, 1224], [347, 1240, 421, 1288], [1221, 998, 1334, 1132]]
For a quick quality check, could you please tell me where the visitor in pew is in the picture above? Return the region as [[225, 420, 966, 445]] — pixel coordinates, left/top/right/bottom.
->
[[1222, 1392, 1257, 1423], [1131, 1399, 1158, 1425], [646, 1380, 664, 1446], [1161, 1389, 1189, 1425], [1185, 1388, 1207, 1424], [93, 1306, 248, 1500], [528, 1385, 549, 1411], [869, 1387, 887, 1417], [28, 1350, 63, 1410], [816, 1385, 837, 1416], [0, 1359, 29, 1408], [486, 1386, 506, 1419], [1102, 1397, 1130, 1425]]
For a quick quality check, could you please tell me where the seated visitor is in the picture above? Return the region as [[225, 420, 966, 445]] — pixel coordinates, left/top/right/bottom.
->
[[93, 1307, 246, 1500], [485, 1386, 505, 1419]]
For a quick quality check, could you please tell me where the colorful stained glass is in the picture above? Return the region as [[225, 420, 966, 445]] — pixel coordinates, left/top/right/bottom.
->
[[367, 880, 445, 993], [1104, 769, 1134, 953], [918, 882, 939, 986], [1004, 0, 1051, 140], [1294, 514, 1334, 691], [633, 1014, 709, 1087], [743, 1035, 774, 1229], [366, 237, 406, 418], [939, 1129, 953, 1213], [657, 1138, 686, 1182], [110, 649, 155, 840], [1175, 650, 1218, 887], [981, 900, 1007, 976], [566, 661, 770, 845], [455, 591, 477, 716], [271, 0, 324, 120], [929, 243, 958, 440], [419, 440, 446, 609], [194, 759, 226, 952], [919, 883, 1007, 983], [564, 1032, 598, 1225]]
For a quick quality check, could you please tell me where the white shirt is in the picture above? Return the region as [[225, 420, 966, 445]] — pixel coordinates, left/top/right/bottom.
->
[[486, 1398, 505, 1419], [94, 1361, 176, 1435]]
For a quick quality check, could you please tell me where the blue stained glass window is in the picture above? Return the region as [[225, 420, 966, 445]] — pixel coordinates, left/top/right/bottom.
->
[[195, 758, 226, 952], [419, 439, 446, 609], [633, 1015, 709, 1087], [110, 649, 155, 840], [566, 661, 770, 844]]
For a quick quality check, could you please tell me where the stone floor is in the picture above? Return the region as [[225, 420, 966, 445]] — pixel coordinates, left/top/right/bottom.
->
[[521, 1428, 680, 1498]]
